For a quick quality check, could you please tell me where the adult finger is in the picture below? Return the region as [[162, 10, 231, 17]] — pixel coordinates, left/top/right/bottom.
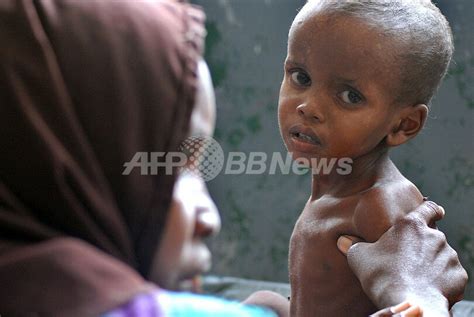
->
[[401, 304, 422, 317], [337, 235, 363, 255], [369, 307, 393, 317], [390, 301, 412, 314], [369, 302, 411, 317], [345, 240, 372, 279], [407, 201, 444, 226]]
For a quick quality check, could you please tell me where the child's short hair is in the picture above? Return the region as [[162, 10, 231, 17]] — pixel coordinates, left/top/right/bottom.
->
[[304, 0, 454, 105]]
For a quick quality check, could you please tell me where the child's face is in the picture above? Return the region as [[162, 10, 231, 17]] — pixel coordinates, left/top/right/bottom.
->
[[278, 12, 403, 162]]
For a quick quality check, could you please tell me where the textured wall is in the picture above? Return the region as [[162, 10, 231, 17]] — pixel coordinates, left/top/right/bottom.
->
[[192, 0, 474, 299]]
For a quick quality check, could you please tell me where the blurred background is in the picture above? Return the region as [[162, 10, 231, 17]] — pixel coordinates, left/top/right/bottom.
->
[[191, 0, 474, 299]]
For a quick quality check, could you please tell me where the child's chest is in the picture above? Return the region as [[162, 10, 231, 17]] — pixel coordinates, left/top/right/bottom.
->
[[293, 196, 360, 243], [288, 197, 377, 316], [289, 196, 361, 281]]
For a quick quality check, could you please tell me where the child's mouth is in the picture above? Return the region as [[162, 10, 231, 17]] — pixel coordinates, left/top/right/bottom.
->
[[291, 132, 320, 144], [289, 125, 321, 146]]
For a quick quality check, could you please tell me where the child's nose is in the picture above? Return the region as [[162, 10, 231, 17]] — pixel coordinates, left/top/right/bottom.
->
[[297, 103, 324, 123]]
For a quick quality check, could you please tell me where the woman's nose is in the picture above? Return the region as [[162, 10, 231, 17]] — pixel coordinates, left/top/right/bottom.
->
[[194, 204, 221, 238], [297, 103, 323, 123]]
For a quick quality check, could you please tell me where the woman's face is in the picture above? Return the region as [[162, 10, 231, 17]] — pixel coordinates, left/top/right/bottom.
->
[[150, 60, 221, 290]]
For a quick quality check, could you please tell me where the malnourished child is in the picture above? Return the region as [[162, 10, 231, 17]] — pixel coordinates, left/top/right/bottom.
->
[[278, 0, 455, 315]]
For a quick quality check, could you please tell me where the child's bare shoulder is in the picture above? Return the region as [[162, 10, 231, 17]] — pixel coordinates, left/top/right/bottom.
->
[[352, 178, 423, 242]]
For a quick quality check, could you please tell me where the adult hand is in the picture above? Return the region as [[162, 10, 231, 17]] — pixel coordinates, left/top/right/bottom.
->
[[337, 201, 468, 316]]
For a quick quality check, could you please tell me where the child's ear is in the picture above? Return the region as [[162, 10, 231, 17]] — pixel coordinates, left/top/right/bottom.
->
[[386, 104, 428, 147]]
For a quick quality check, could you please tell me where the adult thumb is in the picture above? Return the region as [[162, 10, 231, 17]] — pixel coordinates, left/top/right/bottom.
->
[[337, 235, 364, 255]]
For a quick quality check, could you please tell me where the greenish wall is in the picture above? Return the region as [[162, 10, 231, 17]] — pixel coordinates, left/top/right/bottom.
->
[[193, 0, 474, 299]]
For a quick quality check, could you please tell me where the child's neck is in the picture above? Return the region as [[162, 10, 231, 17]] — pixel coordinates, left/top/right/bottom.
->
[[310, 147, 393, 200]]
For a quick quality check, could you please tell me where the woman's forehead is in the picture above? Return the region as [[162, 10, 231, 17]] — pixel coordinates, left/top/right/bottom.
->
[[190, 59, 216, 137]]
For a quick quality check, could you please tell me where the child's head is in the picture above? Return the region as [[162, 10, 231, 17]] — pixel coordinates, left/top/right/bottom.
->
[[278, 0, 453, 162]]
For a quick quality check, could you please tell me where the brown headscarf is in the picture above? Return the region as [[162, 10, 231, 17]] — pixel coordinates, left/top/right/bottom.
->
[[0, 0, 205, 315]]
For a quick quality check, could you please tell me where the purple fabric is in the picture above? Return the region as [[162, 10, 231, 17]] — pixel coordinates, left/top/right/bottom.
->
[[105, 290, 162, 317], [103, 288, 278, 317], [124, 291, 161, 317]]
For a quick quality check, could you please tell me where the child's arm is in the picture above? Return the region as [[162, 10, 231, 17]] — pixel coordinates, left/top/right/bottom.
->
[[352, 181, 423, 242]]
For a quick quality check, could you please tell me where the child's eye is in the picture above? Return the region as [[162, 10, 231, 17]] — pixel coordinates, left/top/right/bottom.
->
[[339, 90, 363, 104], [290, 70, 311, 87]]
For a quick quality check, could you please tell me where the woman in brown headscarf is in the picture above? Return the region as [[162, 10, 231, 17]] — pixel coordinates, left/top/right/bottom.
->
[[0, 0, 223, 315], [0, 0, 466, 316], [0, 0, 284, 315]]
